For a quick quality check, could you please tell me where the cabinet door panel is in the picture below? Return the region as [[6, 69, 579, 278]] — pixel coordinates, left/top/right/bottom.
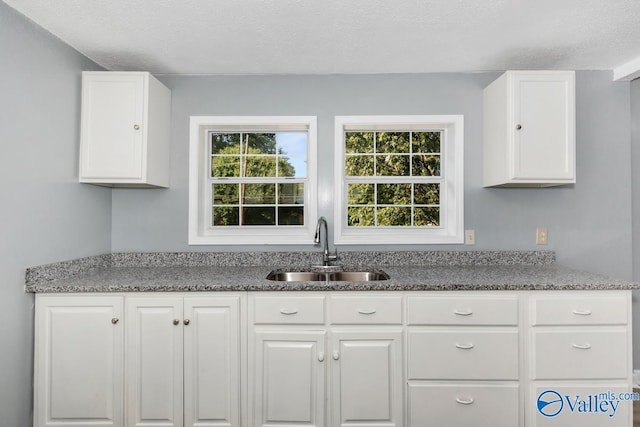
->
[[81, 74, 144, 179], [254, 330, 325, 427], [35, 296, 123, 427], [513, 74, 574, 180], [331, 329, 403, 427], [184, 297, 241, 427], [127, 297, 183, 427]]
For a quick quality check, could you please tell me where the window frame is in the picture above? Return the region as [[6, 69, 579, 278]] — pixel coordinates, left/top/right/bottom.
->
[[189, 116, 317, 245], [333, 115, 464, 245]]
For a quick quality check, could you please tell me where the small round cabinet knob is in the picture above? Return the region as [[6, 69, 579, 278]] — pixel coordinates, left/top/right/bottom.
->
[[133, 124, 140, 130], [173, 319, 180, 326], [183, 319, 191, 326], [111, 318, 119, 324], [515, 124, 522, 130], [332, 351, 340, 361]]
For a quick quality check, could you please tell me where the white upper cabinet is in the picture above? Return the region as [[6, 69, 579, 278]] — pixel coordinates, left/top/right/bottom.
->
[[79, 71, 171, 188], [483, 71, 575, 187]]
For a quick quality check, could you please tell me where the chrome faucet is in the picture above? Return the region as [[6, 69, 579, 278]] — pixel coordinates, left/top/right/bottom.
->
[[314, 216, 338, 266]]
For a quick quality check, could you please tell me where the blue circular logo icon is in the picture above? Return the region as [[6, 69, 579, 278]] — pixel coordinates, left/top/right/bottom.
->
[[537, 390, 563, 417]]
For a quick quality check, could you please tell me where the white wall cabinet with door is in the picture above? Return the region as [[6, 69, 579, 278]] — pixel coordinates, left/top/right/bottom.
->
[[126, 294, 245, 427], [79, 71, 171, 187], [34, 294, 124, 427], [483, 70, 575, 187]]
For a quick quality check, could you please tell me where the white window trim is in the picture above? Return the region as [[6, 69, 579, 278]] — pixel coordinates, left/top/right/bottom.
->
[[189, 116, 317, 245], [333, 115, 464, 245]]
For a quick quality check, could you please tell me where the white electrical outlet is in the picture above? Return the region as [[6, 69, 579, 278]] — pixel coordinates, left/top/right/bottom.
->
[[536, 227, 548, 245], [465, 229, 476, 245]]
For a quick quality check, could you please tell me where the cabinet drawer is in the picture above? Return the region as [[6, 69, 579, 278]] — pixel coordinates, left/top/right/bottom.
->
[[531, 294, 628, 326], [408, 383, 519, 427], [408, 329, 519, 380], [407, 295, 518, 325], [532, 329, 628, 380], [330, 295, 402, 324], [253, 295, 325, 324]]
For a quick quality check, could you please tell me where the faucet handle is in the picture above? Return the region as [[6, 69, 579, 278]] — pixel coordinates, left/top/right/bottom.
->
[[328, 249, 338, 263]]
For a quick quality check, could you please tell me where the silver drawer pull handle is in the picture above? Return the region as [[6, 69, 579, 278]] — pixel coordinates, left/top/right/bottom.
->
[[572, 343, 592, 350], [455, 343, 474, 350], [455, 397, 474, 405], [572, 309, 592, 316], [279, 309, 298, 315], [358, 308, 377, 315], [454, 309, 473, 316]]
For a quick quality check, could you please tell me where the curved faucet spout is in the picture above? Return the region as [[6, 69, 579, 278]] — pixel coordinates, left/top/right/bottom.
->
[[314, 217, 338, 266]]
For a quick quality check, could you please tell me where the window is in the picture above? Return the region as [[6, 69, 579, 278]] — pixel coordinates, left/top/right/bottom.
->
[[334, 115, 464, 244], [189, 116, 317, 245]]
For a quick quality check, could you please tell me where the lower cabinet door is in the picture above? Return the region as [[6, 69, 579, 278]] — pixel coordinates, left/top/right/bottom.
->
[[34, 295, 124, 427], [183, 296, 242, 427], [407, 383, 519, 427], [530, 383, 632, 427], [330, 329, 403, 427], [126, 297, 184, 427], [253, 330, 326, 427]]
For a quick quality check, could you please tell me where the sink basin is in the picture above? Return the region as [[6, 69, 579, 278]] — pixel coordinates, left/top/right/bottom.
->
[[328, 271, 390, 281], [267, 271, 326, 281], [266, 269, 389, 282]]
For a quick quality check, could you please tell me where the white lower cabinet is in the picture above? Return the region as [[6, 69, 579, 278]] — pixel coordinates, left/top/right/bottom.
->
[[253, 330, 326, 427], [35, 289, 633, 427], [330, 330, 403, 427], [528, 291, 633, 427], [34, 295, 124, 427], [126, 294, 244, 427], [406, 293, 521, 427], [249, 293, 403, 427]]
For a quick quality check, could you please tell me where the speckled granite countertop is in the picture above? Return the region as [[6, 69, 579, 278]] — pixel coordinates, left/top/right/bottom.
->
[[24, 251, 638, 293]]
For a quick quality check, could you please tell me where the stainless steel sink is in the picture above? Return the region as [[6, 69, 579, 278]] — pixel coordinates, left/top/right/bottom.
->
[[328, 271, 389, 281], [267, 271, 326, 281], [266, 269, 389, 282]]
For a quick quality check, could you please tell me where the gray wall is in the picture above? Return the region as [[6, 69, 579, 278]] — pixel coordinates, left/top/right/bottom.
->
[[0, 3, 111, 425], [112, 72, 633, 278]]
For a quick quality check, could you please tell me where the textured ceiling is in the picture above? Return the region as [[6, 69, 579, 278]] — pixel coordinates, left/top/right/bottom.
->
[[3, 0, 640, 75]]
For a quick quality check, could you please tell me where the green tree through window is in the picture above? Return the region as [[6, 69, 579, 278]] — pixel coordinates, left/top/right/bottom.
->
[[210, 132, 305, 226], [344, 131, 441, 227]]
